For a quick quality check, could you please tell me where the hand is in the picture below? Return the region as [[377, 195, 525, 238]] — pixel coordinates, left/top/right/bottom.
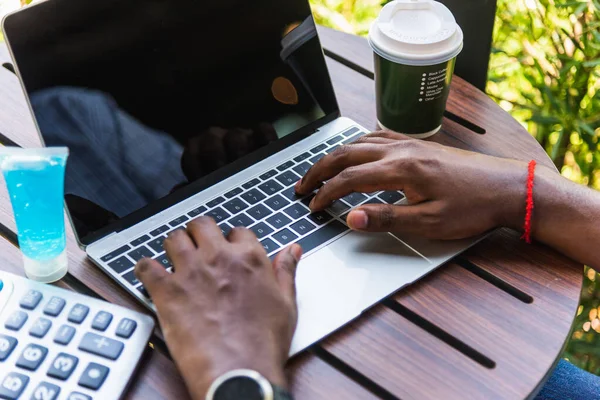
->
[[135, 217, 302, 399], [295, 131, 535, 240]]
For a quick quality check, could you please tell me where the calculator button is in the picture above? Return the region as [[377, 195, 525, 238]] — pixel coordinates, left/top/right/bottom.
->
[[0, 334, 18, 361], [68, 304, 90, 324], [115, 318, 137, 339], [43, 297, 66, 316], [54, 325, 76, 345], [19, 290, 43, 310], [67, 393, 92, 400], [31, 382, 61, 400], [91, 311, 113, 331], [16, 344, 48, 371], [78, 362, 109, 390], [29, 317, 52, 338], [0, 372, 29, 400], [79, 332, 124, 360], [4, 310, 28, 331], [47, 353, 79, 380]]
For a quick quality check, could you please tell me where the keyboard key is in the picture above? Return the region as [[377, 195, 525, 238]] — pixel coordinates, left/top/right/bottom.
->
[[224, 187, 243, 198], [258, 180, 284, 196], [20, 290, 43, 310], [242, 178, 261, 190], [91, 311, 113, 331], [29, 318, 52, 338], [247, 204, 273, 220], [122, 270, 140, 286], [149, 225, 169, 236], [31, 382, 60, 400], [290, 219, 316, 236], [259, 170, 278, 180], [250, 222, 274, 239], [277, 160, 295, 171], [341, 127, 360, 137], [293, 161, 311, 176], [283, 203, 310, 220], [327, 200, 350, 216], [188, 205, 207, 218], [308, 211, 333, 225], [342, 192, 368, 206], [326, 135, 344, 145], [301, 193, 315, 207], [364, 198, 384, 205], [130, 235, 150, 247], [281, 186, 303, 202], [296, 221, 349, 254], [205, 207, 231, 222], [54, 325, 76, 345], [67, 392, 92, 400], [275, 170, 301, 187], [310, 143, 327, 154], [266, 213, 292, 229], [68, 304, 89, 324], [79, 362, 109, 390], [115, 318, 137, 338], [0, 372, 29, 399], [293, 152, 311, 162], [240, 188, 266, 205], [207, 197, 225, 208], [309, 153, 325, 164], [0, 334, 17, 361], [378, 191, 405, 204], [4, 310, 28, 331], [169, 215, 189, 227], [16, 344, 48, 371], [127, 246, 153, 262], [47, 353, 79, 380], [43, 296, 66, 317], [79, 333, 124, 360], [260, 238, 280, 254], [325, 144, 341, 154], [342, 133, 363, 144], [219, 223, 233, 236], [137, 286, 150, 299], [153, 253, 172, 269], [148, 236, 170, 255], [228, 213, 254, 228], [264, 194, 290, 211], [272, 229, 298, 246], [100, 245, 130, 262], [108, 256, 134, 274]]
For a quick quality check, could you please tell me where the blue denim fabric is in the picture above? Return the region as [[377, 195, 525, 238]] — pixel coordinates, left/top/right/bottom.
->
[[535, 360, 600, 400]]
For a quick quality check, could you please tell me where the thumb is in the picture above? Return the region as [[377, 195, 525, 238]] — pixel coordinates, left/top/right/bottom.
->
[[347, 203, 423, 233], [135, 257, 169, 300], [272, 244, 303, 302]]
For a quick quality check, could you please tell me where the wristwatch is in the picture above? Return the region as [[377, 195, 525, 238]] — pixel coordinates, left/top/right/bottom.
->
[[206, 369, 293, 400]]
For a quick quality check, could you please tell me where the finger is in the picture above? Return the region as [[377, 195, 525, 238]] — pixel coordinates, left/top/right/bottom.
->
[[310, 162, 407, 210], [187, 216, 227, 256], [346, 204, 424, 233], [164, 228, 196, 268], [273, 244, 302, 302], [135, 257, 170, 300], [295, 143, 386, 195], [227, 226, 258, 243]]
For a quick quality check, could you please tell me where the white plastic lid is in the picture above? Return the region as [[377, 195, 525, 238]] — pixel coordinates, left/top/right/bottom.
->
[[22, 250, 68, 283], [369, 0, 463, 66]]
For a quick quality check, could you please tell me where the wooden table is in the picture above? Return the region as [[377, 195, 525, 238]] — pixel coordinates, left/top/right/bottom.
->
[[0, 27, 583, 400]]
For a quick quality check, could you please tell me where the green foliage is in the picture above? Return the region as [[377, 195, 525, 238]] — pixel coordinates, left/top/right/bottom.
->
[[311, 0, 600, 375]]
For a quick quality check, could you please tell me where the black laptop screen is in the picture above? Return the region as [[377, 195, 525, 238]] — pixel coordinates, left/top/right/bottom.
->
[[3, 0, 338, 243]]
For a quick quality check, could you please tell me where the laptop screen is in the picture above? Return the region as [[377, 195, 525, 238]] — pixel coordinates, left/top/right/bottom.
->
[[3, 0, 338, 244]]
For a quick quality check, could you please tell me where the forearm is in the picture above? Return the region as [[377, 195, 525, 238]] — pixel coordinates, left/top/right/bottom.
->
[[516, 166, 600, 270]]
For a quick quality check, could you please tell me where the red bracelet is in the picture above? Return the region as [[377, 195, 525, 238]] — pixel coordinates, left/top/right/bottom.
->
[[522, 160, 537, 244]]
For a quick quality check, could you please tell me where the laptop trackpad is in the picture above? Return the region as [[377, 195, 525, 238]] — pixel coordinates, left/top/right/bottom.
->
[[290, 230, 432, 355]]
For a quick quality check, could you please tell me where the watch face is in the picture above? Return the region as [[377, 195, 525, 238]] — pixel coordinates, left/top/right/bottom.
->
[[214, 376, 265, 400]]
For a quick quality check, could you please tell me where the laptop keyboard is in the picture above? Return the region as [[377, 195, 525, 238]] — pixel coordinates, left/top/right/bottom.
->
[[99, 127, 406, 300]]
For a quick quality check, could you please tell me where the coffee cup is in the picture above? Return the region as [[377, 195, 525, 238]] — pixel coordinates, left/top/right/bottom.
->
[[369, 0, 463, 138]]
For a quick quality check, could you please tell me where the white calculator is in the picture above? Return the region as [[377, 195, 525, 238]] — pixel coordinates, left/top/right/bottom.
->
[[0, 271, 156, 400]]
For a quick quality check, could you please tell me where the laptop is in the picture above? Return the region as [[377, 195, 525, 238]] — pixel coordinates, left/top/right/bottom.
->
[[2, 0, 477, 355]]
